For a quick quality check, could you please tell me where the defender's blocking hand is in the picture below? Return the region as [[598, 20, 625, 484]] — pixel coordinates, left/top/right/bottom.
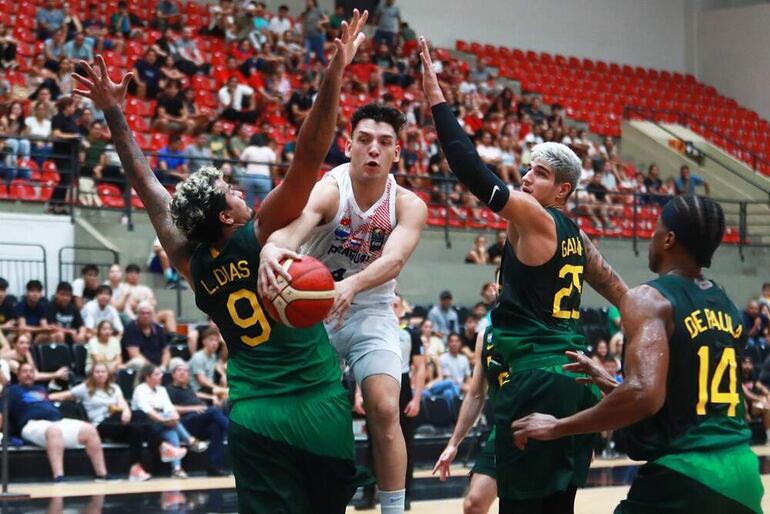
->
[[418, 37, 446, 106], [72, 55, 134, 111]]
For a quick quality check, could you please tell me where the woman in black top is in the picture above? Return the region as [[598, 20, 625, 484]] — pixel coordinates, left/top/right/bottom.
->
[[48, 96, 80, 214]]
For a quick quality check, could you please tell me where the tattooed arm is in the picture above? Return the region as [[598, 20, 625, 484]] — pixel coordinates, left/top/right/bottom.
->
[[581, 231, 628, 308], [255, 9, 368, 245], [72, 56, 194, 281]]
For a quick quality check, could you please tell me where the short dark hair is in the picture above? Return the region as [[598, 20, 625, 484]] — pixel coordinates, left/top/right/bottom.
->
[[0, 278, 7, 291], [56, 282, 73, 293], [351, 104, 406, 136], [139, 363, 158, 383], [661, 195, 724, 268], [763, 283, 770, 290], [117, 1, 127, 8], [96, 284, 112, 296], [26, 280, 43, 292], [447, 332, 461, 341], [82, 264, 99, 275], [200, 327, 220, 342], [125, 263, 141, 274], [279, 4, 288, 10]]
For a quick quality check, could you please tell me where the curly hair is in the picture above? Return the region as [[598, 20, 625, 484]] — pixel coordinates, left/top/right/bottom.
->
[[169, 166, 227, 244]]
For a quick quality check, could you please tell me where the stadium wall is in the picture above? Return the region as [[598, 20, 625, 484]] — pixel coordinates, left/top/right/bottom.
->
[[696, 3, 770, 120], [399, 0, 691, 73]]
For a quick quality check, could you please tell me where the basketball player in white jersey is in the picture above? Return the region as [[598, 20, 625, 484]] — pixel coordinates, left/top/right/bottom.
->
[[258, 104, 427, 513]]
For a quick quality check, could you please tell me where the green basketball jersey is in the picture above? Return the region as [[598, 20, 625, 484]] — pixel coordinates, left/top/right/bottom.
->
[[189, 220, 341, 403], [621, 274, 751, 462], [491, 208, 587, 369]]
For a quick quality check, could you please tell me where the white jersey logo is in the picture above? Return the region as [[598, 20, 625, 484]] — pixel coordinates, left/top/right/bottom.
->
[[489, 185, 500, 205]]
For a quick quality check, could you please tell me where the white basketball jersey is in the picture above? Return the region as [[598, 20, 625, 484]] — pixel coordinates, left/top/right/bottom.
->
[[302, 163, 398, 306]]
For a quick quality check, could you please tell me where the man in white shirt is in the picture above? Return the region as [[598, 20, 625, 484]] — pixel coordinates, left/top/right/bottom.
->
[[114, 264, 177, 333], [81, 285, 123, 337], [239, 133, 276, 207], [268, 4, 293, 43], [422, 333, 471, 411], [217, 76, 259, 124]]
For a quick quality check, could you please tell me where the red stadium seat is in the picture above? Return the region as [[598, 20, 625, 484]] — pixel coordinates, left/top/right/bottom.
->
[[97, 183, 125, 208]]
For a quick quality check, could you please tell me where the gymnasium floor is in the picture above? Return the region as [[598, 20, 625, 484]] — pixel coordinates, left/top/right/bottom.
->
[[5, 446, 770, 513]]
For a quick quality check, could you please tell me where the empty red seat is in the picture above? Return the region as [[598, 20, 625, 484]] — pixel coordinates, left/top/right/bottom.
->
[[97, 183, 125, 208]]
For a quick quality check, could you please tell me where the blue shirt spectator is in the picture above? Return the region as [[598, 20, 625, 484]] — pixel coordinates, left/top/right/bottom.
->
[[63, 33, 94, 62], [8, 383, 62, 433], [674, 166, 710, 195], [36, 1, 65, 40], [427, 290, 460, 338]]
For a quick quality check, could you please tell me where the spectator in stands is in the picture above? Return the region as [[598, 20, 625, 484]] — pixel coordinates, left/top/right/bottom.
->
[[498, 135, 522, 185], [427, 290, 460, 339], [110, 1, 143, 39], [83, 4, 123, 54], [0, 24, 17, 71], [155, 134, 188, 184], [204, 0, 235, 39], [148, 237, 182, 287], [2, 332, 69, 383], [48, 96, 80, 214], [16, 280, 51, 343], [152, 80, 194, 135], [122, 302, 170, 370], [239, 133, 276, 206], [744, 300, 769, 363], [480, 282, 498, 311], [118, 264, 177, 332], [63, 32, 94, 70], [50, 362, 186, 483], [465, 234, 489, 265], [218, 76, 261, 124], [458, 314, 479, 363], [167, 358, 229, 476], [153, 0, 181, 31], [9, 361, 110, 481], [286, 75, 315, 126], [43, 28, 67, 72], [580, 171, 617, 230], [85, 320, 122, 374], [0, 278, 17, 339], [674, 164, 710, 196], [46, 282, 86, 345], [268, 4, 293, 45], [188, 328, 228, 398], [644, 163, 663, 194], [132, 363, 208, 479], [373, 0, 401, 50], [592, 339, 610, 364], [174, 27, 210, 76], [741, 356, 770, 442], [760, 283, 770, 309], [129, 49, 162, 100], [487, 230, 506, 265], [25, 101, 53, 166], [183, 133, 214, 175], [422, 333, 471, 412], [301, 0, 328, 67], [36, 0, 65, 42], [80, 120, 119, 183], [72, 264, 100, 310], [81, 285, 123, 338], [0, 101, 32, 182]]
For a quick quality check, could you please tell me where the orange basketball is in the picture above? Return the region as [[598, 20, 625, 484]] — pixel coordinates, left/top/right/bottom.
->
[[261, 257, 336, 329]]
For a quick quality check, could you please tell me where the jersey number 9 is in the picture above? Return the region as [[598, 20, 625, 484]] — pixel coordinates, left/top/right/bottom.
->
[[226, 288, 272, 347]]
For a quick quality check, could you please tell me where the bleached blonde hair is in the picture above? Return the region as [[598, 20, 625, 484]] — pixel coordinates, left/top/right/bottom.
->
[[530, 142, 582, 198], [169, 167, 227, 243]]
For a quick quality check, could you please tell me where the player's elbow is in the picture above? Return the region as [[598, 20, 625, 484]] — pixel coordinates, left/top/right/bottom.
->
[[632, 385, 665, 418]]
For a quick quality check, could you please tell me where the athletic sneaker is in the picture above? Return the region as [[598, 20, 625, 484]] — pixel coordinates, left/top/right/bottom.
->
[[189, 440, 209, 453], [160, 442, 188, 463], [94, 474, 122, 483], [171, 468, 188, 479], [129, 464, 151, 482]]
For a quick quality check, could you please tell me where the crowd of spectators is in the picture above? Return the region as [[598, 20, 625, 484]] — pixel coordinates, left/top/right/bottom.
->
[[0, 266, 228, 481], [0, 0, 714, 227]]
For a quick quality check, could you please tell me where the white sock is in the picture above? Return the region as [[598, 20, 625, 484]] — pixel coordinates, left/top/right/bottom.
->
[[379, 489, 405, 514], [765, 428, 770, 441]]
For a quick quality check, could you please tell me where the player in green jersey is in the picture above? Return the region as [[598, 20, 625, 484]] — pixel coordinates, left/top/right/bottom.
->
[[514, 195, 764, 514], [419, 38, 628, 512], [433, 321, 506, 514], [72, 11, 371, 513]]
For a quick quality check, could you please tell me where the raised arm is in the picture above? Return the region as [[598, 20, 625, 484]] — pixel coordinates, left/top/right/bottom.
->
[[512, 285, 671, 447], [418, 38, 549, 235], [581, 231, 628, 307], [255, 9, 368, 245], [72, 56, 194, 281], [433, 330, 489, 480]]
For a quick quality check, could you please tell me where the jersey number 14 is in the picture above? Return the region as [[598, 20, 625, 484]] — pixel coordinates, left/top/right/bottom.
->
[[696, 346, 739, 417]]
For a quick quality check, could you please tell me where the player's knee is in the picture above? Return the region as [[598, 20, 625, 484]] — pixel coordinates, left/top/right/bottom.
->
[[367, 395, 399, 425], [463, 493, 487, 514]]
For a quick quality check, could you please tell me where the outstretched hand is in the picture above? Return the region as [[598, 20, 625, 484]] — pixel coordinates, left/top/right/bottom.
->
[[72, 55, 134, 111], [330, 8, 368, 70], [418, 37, 446, 106]]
